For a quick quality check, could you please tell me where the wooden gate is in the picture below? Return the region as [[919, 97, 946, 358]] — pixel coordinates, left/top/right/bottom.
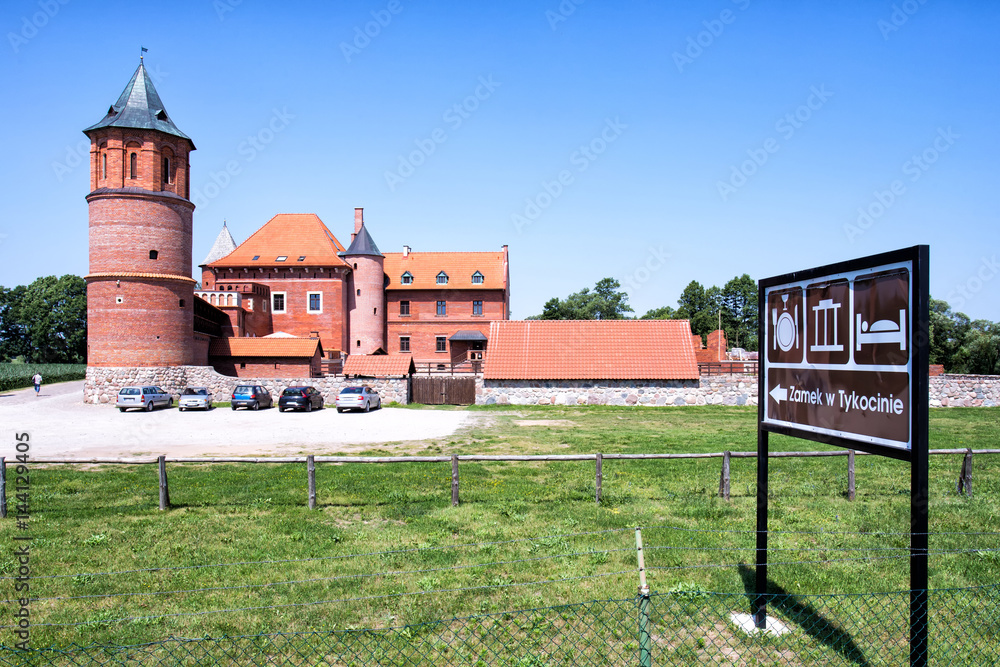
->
[[411, 377, 476, 405]]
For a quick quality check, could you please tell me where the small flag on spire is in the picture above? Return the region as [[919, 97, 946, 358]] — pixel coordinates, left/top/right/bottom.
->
[[140, 46, 148, 61]]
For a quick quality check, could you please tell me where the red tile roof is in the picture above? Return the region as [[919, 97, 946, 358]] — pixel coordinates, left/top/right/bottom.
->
[[343, 354, 416, 377], [207, 214, 349, 268], [209, 337, 322, 358], [483, 320, 699, 380], [383, 251, 507, 290]]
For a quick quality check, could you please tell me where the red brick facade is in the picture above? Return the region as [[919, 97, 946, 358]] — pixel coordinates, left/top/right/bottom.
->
[[211, 355, 320, 378], [387, 288, 501, 362]]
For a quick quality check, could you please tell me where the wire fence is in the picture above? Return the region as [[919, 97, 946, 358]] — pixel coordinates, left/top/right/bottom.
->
[[2, 585, 999, 665]]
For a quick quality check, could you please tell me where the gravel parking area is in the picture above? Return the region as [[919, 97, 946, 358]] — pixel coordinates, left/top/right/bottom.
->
[[0, 381, 474, 459]]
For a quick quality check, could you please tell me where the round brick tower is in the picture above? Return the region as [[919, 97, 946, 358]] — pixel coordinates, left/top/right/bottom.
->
[[83, 60, 197, 366], [343, 208, 386, 355]]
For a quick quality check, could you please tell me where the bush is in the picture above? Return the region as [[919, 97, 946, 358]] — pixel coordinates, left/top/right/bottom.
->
[[0, 363, 86, 392]]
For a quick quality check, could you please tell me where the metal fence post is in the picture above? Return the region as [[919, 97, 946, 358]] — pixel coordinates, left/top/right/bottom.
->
[[718, 450, 731, 500], [635, 527, 652, 667], [451, 455, 459, 507], [848, 450, 856, 501], [0, 457, 6, 519], [158, 455, 170, 510], [307, 455, 317, 509], [595, 453, 602, 505], [958, 449, 973, 497]]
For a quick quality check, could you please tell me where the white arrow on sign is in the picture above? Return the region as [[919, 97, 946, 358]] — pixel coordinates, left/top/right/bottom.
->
[[769, 384, 788, 404]]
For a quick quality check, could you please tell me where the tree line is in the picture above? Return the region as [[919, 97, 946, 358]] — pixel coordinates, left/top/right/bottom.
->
[[532, 277, 998, 374], [0, 275, 87, 363]]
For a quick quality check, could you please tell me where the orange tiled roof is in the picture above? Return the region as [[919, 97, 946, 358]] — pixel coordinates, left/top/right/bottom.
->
[[207, 214, 349, 268], [343, 354, 416, 377], [209, 337, 322, 358], [383, 251, 507, 290], [483, 320, 699, 380]]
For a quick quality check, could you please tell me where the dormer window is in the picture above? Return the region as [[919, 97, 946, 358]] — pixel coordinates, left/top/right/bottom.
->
[[401, 271, 413, 285], [276, 256, 287, 262], [471, 271, 484, 284], [436, 272, 449, 285]]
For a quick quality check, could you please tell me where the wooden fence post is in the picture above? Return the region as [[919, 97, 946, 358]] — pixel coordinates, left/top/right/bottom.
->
[[595, 453, 603, 505], [0, 457, 6, 519], [958, 449, 973, 497], [718, 451, 731, 500], [307, 455, 317, 509], [848, 450, 856, 501], [158, 455, 170, 510], [451, 455, 460, 506]]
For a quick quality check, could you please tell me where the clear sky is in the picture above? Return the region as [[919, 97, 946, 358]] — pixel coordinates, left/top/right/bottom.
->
[[2, 0, 997, 321]]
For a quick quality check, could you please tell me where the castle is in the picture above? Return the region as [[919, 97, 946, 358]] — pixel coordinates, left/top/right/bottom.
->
[[84, 61, 510, 377]]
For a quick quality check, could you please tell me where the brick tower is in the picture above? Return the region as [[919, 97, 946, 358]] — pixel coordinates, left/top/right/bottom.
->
[[83, 60, 197, 366], [342, 208, 386, 355]]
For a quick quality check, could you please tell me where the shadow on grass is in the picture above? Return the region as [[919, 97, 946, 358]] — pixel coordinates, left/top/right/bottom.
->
[[737, 564, 872, 666]]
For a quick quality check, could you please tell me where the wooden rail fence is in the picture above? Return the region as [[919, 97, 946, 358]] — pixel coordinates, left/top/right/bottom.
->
[[1, 448, 996, 515]]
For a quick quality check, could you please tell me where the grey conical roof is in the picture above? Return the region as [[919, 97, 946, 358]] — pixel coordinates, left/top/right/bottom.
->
[[202, 223, 238, 265], [340, 224, 383, 258], [84, 62, 194, 146]]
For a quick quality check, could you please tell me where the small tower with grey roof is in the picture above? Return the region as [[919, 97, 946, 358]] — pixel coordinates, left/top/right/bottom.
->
[[341, 208, 386, 355], [83, 59, 198, 367]]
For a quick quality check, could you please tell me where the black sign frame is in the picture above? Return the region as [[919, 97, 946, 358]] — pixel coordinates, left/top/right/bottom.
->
[[754, 245, 929, 666]]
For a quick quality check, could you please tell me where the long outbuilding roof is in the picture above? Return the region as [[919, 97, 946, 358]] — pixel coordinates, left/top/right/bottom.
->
[[483, 320, 699, 380]]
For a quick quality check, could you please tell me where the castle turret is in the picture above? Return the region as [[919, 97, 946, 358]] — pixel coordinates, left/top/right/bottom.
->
[[341, 208, 386, 355], [83, 59, 197, 366]]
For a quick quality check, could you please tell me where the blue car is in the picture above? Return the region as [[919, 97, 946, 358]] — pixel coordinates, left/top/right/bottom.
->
[[231, 385, 273, 411]]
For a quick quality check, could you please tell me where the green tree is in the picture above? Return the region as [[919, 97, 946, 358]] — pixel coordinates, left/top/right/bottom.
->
[[0, 275, 87, 363], [537, 278, 633, 320], [640, 305, 678, 320], [720, 274, 758, 350]]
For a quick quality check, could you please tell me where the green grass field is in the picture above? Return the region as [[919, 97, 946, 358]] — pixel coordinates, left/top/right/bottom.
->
[[0, 363, 86, 392], [2, 405, 998, 663]]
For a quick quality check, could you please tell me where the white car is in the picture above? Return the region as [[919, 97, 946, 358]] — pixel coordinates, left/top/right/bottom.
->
[[116, 386, 173, 412], [178, 387, 212, 411], [336, 386, 381, 413]]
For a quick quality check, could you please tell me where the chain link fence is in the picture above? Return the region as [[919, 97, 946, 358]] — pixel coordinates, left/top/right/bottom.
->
[[3, 584, 998, 666]]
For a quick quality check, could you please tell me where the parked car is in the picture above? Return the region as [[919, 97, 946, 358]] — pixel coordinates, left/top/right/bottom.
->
[[116, 386, 173, 412], [336, 386, 381, 413], [178, 387, 212, 411], [231, 385, 273, 411], [278, 386, 324, 412]]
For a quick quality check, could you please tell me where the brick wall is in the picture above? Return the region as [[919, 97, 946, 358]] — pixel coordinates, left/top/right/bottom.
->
[[387, 288, 501, 361], [345, 255, 386, 354], [211, 354, 320, 378]]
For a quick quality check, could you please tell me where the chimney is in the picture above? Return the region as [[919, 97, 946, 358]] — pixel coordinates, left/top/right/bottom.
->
[[309, 330, 319, 339], [403, 245, 410, 258], [351, 207, 364, 243]]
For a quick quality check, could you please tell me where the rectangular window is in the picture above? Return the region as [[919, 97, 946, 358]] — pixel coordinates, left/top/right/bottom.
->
[[436, 336, 447, 352], [400, 300, 410, 316], [436, 300, 446, 316], [399, 336, 410, 352], [272, 292, 286, 313], [472, 300, 483, 316], [308, 292, 322, 313]]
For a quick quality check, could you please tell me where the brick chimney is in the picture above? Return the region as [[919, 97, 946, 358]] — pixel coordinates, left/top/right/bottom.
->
[[351, 207, 363, 243]]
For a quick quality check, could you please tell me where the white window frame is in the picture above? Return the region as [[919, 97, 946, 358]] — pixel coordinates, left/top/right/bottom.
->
[[272, 291, 287, 313], [401, 271, 413, 285], [307, 291, 323, 314], [436, 271, 449, 285], [472, 271, 484, 284]]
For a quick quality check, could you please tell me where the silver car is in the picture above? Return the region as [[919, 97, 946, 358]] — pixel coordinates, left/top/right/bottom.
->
[[178, 387, 212, 411], [336, 386, 381, 413], [116, 386, 173, 412]]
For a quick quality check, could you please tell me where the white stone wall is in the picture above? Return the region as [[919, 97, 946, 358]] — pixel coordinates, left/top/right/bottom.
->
[[476, 377, 757, 407], [85, 366, 409, 406], [929, 375, 1000, 407]]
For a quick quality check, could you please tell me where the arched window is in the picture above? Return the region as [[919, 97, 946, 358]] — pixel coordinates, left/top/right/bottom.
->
[[129, 153, 137, 180], [163, 156, 171, 184]]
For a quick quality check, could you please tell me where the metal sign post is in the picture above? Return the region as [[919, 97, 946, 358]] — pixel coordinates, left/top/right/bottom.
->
[[756, 245, 929, 665]]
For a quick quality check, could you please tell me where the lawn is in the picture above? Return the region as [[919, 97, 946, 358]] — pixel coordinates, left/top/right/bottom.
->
[[2, 405, 998, 663]]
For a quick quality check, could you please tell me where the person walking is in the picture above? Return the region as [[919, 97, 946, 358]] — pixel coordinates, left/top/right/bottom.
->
[[32, 372, 42, 396]]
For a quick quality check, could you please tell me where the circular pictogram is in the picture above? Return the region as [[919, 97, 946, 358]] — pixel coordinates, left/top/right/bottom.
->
[[776, 311, 797, 352]]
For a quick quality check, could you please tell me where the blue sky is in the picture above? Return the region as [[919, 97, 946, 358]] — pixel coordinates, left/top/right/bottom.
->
[[2, 0, 998, 321]]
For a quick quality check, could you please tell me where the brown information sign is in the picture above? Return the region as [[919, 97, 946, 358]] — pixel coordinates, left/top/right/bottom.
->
[[761, 255, 915, 451]]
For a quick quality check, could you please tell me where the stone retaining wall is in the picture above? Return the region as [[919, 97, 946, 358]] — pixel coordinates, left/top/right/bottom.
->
[[476, 376, 757, 406], [85, 366, 409, 406], [929, 374, 1000, 407]]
